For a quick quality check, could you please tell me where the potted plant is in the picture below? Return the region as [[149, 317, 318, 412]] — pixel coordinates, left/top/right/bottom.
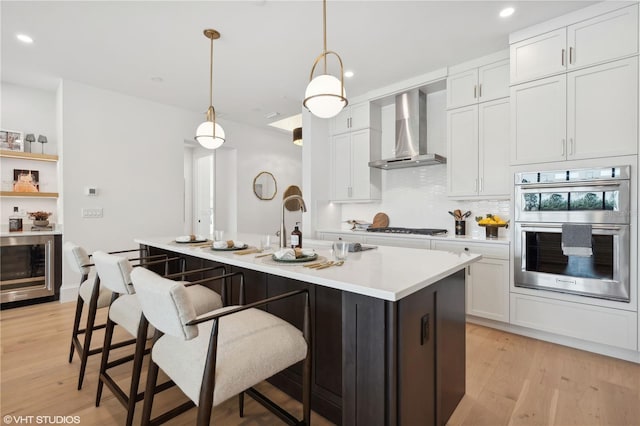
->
[[28, 211, 52, 227]]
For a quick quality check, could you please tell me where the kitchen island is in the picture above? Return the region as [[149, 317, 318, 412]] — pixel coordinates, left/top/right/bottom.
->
[[136, 236, 481, 426]]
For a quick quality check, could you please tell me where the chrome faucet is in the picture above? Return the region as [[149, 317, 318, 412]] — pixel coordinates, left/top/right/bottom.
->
[[280, 195, 307, 248]]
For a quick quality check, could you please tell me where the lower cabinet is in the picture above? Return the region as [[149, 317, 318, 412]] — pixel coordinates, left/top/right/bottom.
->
[[432, 240, 510, 322], [510, 293, 638, 350]]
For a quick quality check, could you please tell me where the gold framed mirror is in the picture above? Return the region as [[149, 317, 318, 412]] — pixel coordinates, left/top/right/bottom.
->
[[253, 171, 277, 200]]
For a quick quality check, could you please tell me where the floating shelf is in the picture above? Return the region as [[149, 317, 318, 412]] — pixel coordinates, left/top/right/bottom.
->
[[0, 150, 58, 162], [0, 191, 59, 198]]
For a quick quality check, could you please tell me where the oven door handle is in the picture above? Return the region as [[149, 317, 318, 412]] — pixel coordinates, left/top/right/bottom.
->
[[518, 223, 624, 231], [516, 180, 623, 190]]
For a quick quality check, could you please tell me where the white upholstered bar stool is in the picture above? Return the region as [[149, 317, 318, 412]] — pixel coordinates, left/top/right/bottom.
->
[[64, 242, 144, 390], [92, 251, 225, 426], [131, 267, 312, 426]]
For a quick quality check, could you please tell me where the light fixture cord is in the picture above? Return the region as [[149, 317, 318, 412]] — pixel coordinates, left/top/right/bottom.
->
[[209, 35, 214, 108], [323, 0, 327, 74]]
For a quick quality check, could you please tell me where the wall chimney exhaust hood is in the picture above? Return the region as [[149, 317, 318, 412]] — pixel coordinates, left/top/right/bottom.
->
[[369, 90, 446, 170]]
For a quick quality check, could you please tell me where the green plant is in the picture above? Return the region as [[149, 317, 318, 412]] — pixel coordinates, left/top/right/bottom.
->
[[28, 211, 52, 220]]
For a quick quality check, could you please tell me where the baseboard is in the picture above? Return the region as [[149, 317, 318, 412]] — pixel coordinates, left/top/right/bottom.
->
[[466, 315, 640, 364]]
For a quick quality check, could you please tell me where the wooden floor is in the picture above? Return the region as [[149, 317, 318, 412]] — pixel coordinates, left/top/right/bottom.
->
[[1, 301, 639, 425]]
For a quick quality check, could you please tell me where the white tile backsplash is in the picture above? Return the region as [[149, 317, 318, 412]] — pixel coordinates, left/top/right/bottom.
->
[[340, 164, 511, 238]]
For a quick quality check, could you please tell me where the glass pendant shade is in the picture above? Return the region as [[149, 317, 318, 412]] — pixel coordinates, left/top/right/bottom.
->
[[304, 74, 347, 119], [195, 120, 225, 150]]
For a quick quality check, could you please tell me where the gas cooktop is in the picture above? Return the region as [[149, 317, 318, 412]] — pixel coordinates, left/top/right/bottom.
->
[[366, 227, 448, 236]]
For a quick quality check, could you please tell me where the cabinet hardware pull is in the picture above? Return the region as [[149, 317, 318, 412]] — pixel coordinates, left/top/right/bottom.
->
[[569, 47, 573, 64], [561, 139, 566, 156], [561, 49, 565, 66], [478, 84, 482, 98], [473, 85, 477, 98], [479, 177, 483, 192], [569, 138, 574, 155], [474, 178, 478, 192], [467, 265, 471, 276]]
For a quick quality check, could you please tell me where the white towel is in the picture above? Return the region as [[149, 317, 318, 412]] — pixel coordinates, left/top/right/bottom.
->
[[273, 248, 296, 260], [300, 248, 315, 257], [213, 241, 229, 249]]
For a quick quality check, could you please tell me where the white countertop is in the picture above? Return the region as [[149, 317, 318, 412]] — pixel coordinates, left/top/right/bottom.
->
[[135, 234, 482, 302], [0, 225, 62, 237], [317, 228, 510, 245]]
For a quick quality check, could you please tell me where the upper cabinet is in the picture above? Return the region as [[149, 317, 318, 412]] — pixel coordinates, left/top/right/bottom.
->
[[511, 4, 638, 84], [447, 59, 509, 109], [330, 102, 381, 135]]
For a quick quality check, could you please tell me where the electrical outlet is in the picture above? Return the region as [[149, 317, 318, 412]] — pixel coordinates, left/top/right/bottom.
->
[[82, 208, 103, 218]]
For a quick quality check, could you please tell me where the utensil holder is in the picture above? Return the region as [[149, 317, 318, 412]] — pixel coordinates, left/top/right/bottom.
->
[[455, 220, 466, 236]]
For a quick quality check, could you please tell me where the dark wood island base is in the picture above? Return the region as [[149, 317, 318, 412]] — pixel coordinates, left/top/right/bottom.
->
[[143, 246, 467, 426]]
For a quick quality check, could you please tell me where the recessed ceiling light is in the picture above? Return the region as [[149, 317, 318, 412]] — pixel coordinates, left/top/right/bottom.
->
[[499, 7, 515, 18], [264, 111, 280, 119], [344, 70, 354, 78], [150, 76, 164, 83], [16, 34, 34, 44]]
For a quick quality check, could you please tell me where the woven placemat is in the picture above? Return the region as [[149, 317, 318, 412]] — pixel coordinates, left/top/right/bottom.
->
[[260, 255, 328, 267]]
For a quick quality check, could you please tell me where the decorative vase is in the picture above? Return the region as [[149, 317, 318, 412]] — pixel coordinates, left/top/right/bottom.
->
[[33, 219, 49, 227], [485, 226, 499, 239]]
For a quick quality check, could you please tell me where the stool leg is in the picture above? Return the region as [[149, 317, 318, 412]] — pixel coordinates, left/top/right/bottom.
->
[[95, 314, 116, 407], [141, 331, 162, 426], [238, 392, 244, 417], [125, 316, 149, 426], [69, 296, 84, 363]]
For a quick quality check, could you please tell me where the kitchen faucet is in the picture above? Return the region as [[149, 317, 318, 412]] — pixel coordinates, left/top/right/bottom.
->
[[280, 194, 307, 248]]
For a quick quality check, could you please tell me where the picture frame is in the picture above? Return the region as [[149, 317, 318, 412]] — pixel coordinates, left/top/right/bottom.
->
[[13, 169, 40, 192], [0, 129, 24, 152]]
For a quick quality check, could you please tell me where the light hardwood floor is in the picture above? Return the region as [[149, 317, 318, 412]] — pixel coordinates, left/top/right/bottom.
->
[[1, 301, 639, 425]]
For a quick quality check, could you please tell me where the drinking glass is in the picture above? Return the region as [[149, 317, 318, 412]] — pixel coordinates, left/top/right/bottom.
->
[[260, 234, 272, 251], [332, 241, 349, 261], [214, 230, 225, 241]]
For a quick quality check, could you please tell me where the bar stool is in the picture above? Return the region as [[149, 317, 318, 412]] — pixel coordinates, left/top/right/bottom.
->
[[64, 242, 148, 390], [131, 267, 312, 426], [92, 251, 227, 426]]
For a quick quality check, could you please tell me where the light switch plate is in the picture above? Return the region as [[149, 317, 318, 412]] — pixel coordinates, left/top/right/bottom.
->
[[82, 208, 103, 218]]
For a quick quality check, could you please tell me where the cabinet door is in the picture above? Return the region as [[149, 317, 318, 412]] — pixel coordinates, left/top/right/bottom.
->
[[478, 59, 510, 103], [510, 28, 567, 84], [567, 57, 638, 159], [330, 106, 351, 135], [330, 133, 351, 200], [511, 75, 567, 165], [447, 106, 479, 196], [446, 68, 478, 109], [349, 102, 372, 131], [567, 4, 638, 70], [478, 98, 510, 197], [349, 129, 372, 200], [467, 259, 509, 322]]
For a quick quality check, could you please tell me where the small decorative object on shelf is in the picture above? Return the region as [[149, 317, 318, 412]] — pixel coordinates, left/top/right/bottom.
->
[[475, 214, 509, 239], [37, 135, 48, 154], [0, 129, 24, 152], [25, 134, 36, 153], [9, 207, 23, 232], [28, 211, 52, 227], [13, 169, 39, 192]]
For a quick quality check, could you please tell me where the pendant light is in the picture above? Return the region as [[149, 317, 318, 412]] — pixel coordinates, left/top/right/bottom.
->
[[293, 127, 303, 146], [195, 29, 225, 149], [303, 0, 348, 119]]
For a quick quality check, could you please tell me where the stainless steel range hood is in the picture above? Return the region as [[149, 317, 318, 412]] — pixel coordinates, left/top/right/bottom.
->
[[369, 90, 446, 170]]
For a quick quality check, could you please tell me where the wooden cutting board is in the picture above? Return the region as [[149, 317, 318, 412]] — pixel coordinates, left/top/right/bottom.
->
[[371, 212, 390, 228]]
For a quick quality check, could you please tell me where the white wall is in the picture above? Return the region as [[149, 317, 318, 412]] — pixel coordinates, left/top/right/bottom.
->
[[59, 80, 199, 296]]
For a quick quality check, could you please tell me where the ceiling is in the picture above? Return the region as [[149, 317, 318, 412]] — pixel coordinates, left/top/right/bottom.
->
[[1, 1, 598, 131]]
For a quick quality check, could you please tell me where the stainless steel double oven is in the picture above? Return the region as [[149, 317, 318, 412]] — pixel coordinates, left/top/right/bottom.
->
[[514, 166, 631, 302]]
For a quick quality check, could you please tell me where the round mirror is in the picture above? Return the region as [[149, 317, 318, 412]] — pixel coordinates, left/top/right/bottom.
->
[[253, 171, 277, 200]]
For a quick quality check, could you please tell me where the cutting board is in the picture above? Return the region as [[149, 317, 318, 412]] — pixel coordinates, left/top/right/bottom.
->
[[371, 212, 389, 228]]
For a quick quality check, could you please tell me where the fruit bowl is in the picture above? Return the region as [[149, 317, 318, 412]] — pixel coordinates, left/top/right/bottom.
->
[[475, 214, 509, 239]]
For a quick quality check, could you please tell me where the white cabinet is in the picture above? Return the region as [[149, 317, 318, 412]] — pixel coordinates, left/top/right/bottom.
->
[[511, 74, 567, 164], [447, 59, 509, 109], [447, 98, 510, 198], [510, 293, 637, 350], [511, 57, 638, 165], [317, 232, 365, 243], [330, 102, 381, 134], [567, 57, 638, 159], [510, 3, 638, 84], [432, 240, 510, 323], [364, 236, 430, 250], [330, 129, 381, 202]]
